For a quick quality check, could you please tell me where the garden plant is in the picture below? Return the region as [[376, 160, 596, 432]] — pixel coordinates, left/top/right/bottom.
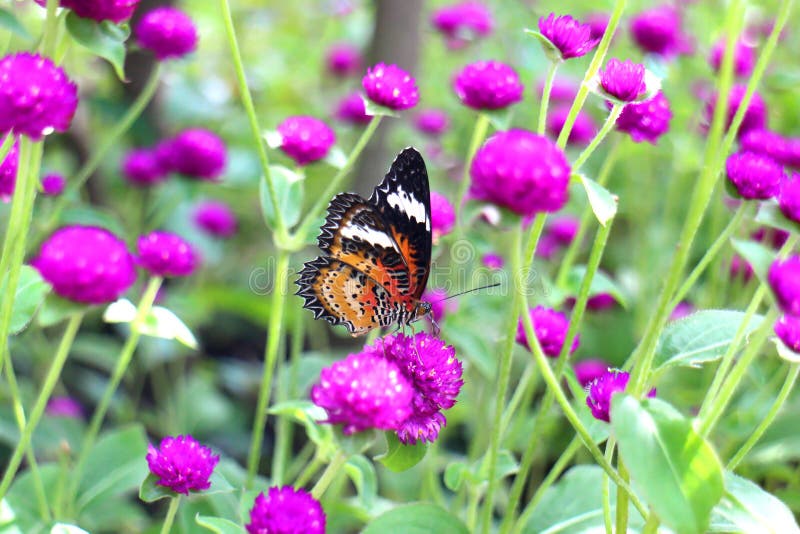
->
[[2, 0, 800, 533]]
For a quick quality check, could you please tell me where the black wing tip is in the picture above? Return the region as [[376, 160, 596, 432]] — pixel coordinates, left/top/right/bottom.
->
[[317, 192, 364, 251]]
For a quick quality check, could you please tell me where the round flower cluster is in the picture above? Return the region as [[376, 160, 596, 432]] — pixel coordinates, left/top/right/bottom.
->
[[277, 116, 336, 165], [325, 42, 361, 77], [536, 215, 579, 259], [430, 1, 493, 49], [779, 174, 800, 223], [41, 173, 65, 196], [0, 136, 19, 200], [193, 200, 237, 238], [46, 396, 83, 419], [516, 305, 579, 357], [146, 435, 219, 495], [709, 38, 755, 78], [704, 85, 767, 139], [334, 93, 371, 125], [121, 148, 169, 186], [137, 231, 198, 278], [362, 63, 419, 111], [725, 151, 784, 200], [453, 60, 524, 110], [629, 5, 690, 58], [740, 130, 800, 168], [414, 109, 450, 136], [574, 359, 609, 387], [768, 256, 800, 317], [430, 191, 455, 240], [482, 253, 504, 269], [599, 58, 646, 103], [775, 314, 800, 354], [245, 486, 326, 534], [537, 13, 600, 60], [158, 128, 227, 181], [135, 6, 198, 61], [614, 91, 672, 144], [34, 0, 139, 23], [586, 370, 656, 422]]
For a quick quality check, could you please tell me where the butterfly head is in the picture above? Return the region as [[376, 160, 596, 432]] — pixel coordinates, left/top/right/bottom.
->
[[413, 301, 432, 321]]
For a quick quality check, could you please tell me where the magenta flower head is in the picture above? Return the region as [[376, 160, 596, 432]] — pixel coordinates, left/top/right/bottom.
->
[[548, 216, 579, 245], [431, 1, 493, 48], [325, 42, 361, 77], [704, 85, 767, 139], [614, 91, 672, 144], [422, 288, 457, 322], [779, 173, 800, 224], [586, 13, 609, 41], [575, 359, 609, 387], [547, 106, 597, 146], [34, 0, 139, 23], [168, 128, 227, 180], [768, 256, 800, 316], [0, 53, 78, 140], [598, 58, 646, 103], [277, 116, 336, 166], [32, 225, 137, 304], [334, 93, 371, 125], [46, 396, 83, 419], [725, 151, 784, 200], [670, 300, 695, 321], [193, 200, 237, 238], [146, 435, 219, 495], [362, 63, 419, 111], [739, 130, 792, 166], [709, 38, 755, 78], [538, 13, 600, 60], [311, 351, 414, 435], [121, 148, 168, 187], [586, 370, 655, 422], [630, 5, 688, 57], [775, 314, 800, 354], [453, 60, 524, 111], [752, 227, 790, 250], [246, 486, 325, 534], [414, 109, 450, 136], [470, 129, 571, 217], [482, 252, 504, 269], [135, 7, 198, 61], [430, 191, 455, 241], [41, 173, 66, 196], [0, 136, 19, 200], [137, 231, 198, 278], [516, 305, 579, 357], [730, 254, 754, 283]]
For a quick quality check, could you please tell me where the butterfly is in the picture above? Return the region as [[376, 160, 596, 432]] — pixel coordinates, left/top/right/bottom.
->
[[296, 147, 433, 337]]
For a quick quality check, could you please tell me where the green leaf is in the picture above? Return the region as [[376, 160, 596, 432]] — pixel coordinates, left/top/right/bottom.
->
[[443, 461, 469, 491], [1, 266, 51, 334], [0, 7, 33, 41], [375, 432, 428, 473], [323, 145, 347, 170], [37, 293, 87, 327], [260, 165, 304, 230], [611, 395, 724, 534], [268, 400, 335, 457], [710, 472, 800, 533], [344, 455, 377, 511], [576, 174, 617, 226], [563, 265, 628, 308], [654, 310, 764, 373], [103, 299, 199, 349], [524, 28, 562, 62], [755, 201, 800, 235], [731, 238, 776, 284], [477, 449, 519, 483], [196, 515, 245, 534], [138, 472, 173, 503], [65, 13, 130, 80], [774, 336, 800, 363], [364, 100, 398, 118], [362, 503, 469, 534]]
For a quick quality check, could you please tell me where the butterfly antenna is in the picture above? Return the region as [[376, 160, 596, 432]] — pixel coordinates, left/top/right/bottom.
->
[[435, 282, 501, 302]]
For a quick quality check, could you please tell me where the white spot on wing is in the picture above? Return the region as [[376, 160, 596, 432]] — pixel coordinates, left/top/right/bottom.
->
[[386, 190, 427, 224], [340, 224, 395, 249]]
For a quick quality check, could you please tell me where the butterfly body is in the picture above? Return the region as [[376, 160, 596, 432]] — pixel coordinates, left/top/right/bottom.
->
[[296, 148, 432, 336]]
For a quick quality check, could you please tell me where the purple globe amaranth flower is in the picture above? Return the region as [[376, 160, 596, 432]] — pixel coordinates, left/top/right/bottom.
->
[[470, 129, 571, 217], [752, 227, 790, 250], [775, 314, 800, 354], [325, 42, 361, 77], [779, 173, 800, 223], [516, 305, 579, 357], [538, 13, 600, 60], [422, 288, 457, 323], [768, 256, 800, 316], [579, 293, 618, 311], [586, 12, 609, 41], [32, 225, 137, 304], [168, 128, 227, 180], [311, 351, 414, 435], [245, 486, 325, 534], [739, 129, 794, 167], [334, 93, 371, 125], [599, 58, 646, 103], [46, 396, 83, 418], [414, 109, 450, 136], [193, 200, 237, 238], [135, 7, 198, 61], [0, 136, 19, 200], [121, 148, 168, 187], [541, 77, 579, 104], [725, 151, 784, 200], [453, 60, 524, 111], [575, 359, 609, 387], [704, 85, 767, 139], [630, 5, 690, 58], [146, 435, 219, 495], [586, 370, 656, 422], [430, 191, 455, 240], [548, 216, 579, 245], [362, 63, 419, 111], [709, 38, 755, 78], [730, 254, 754, 283], [536, 235, 560, 260], [34, 0, 139, 23], [137, 231, 198, 278], [670, 300, 695, 321], [547, 105, 597, 146], [431, 1, 493, 48], [482, 252, 504, 269], [614, 91, 672, 144], [277, 116, 336, 166], [0, 52, 78, 140], [41, 173, 65, 196]]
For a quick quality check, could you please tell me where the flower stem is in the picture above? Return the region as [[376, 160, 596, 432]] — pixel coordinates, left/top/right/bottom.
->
[[601, 438, 616, 534], [555, 0, 626, 149], [571, 104, 623, 172], [454, 113, 490, 228], [246, 250, 291, 488], [41, 0, 60, 56], [615, 461, 630, 533], [0, 131, 13, 163], [0, 312, 84, 502], [537, 61, 560, 135], [159, 495, 181, 534], [311, 452, 348, 499], [727, 363, 799, 470], [642, 512, 660, 534], [294, 452, 324, 488]]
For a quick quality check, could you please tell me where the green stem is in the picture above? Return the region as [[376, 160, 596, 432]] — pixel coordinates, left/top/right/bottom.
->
[[601, 438, 616, 534], [159, 495, 181, 534], [455, 114, 490, 228], [537, 62, 560, 135], [727, 363, 800, 470], [669, 202, 751, 310], [311, 452, 348, 499], [272, 305, 304, 485], [571, 104, 623, 172], [498, 361, 536, 437], [0, 132, 13, 166], [0, 312, 83, 501], [293, 452, 324, 488], [555, 0, 626, 149], [41, 0, 60, 56], [615, 462, 630, 534], [217, 0, 286, 239], [246, 250, 291, 488], [642, 512, 660, 534]]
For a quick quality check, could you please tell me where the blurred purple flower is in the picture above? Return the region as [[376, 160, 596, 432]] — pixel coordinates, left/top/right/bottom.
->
[[779, 173, 800, 224], [137, 231, 198, 278], [516, 305, 579, 357], [453, 60, 524, 110], [775, 314, 800, 354], [599, 58, 646, 103], [669, 300, 695, 321], [548, 216, 580, 245], [740, 129, 800, 168], [614, 91, 672, 144], [414, 109, 450, 136], [540, 77, 580, 103], [0, 136, 19, 200], [730, 254, 754, 282], [325, 42, 362, 77], [482, 252, 504, 269], [575, 359, 609, 387], [586, 12, 609, 41], [752, 227, 790, 249], [704, 85, 767, 139], [135, 7, 198, 61], [46, 396, 83, 418], [586, 370, 655, 422], [146, 435, 219, 495], [431, 1, 493, 48], [547, 105, 597, 146], [709, 38, 755, 78], [41, 173, 65, 196], [246, 486, 326, 534], [362, 63, 419, 110], [334, 92, 371, 125], [538, 13, 600, 60], [630, 5, 690, 57], [277, 116, 336, 166], [193, 200, 237, 238], [769, 256, 800, 316], [168, 129, 227, 180], [430, 191, 455, 240], [725, 151, 784, 200], [34, 0, 139, 23], [121, 148, 168, 187]]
